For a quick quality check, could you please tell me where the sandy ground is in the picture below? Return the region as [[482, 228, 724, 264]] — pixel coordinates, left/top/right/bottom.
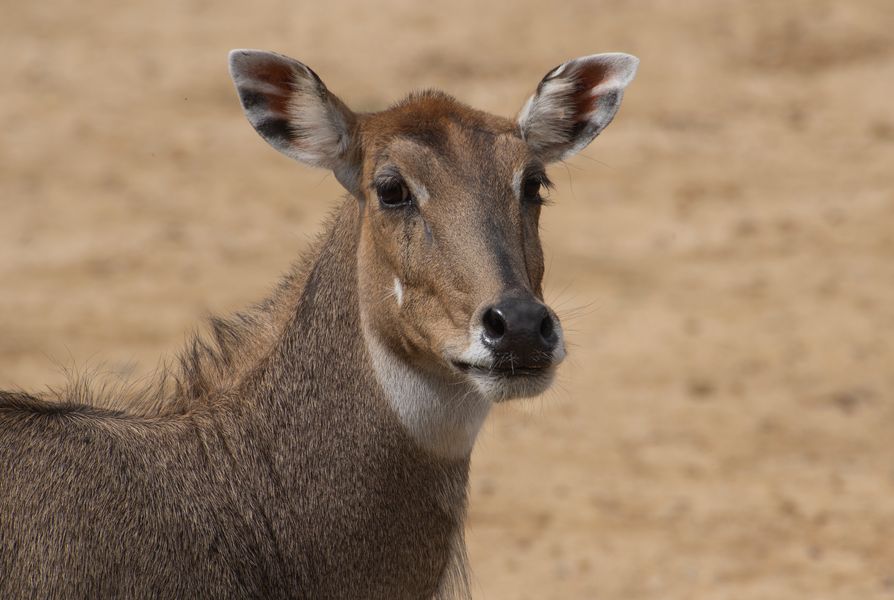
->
[[2, 0, 894, 597]]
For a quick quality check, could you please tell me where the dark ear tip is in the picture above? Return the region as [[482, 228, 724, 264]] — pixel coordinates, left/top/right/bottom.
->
[[228, 48, 251, 60], [228, 49, 265, 80], [228, 49, 322, 88], [576, 52, 640, 85], [228, 48, 286, 70], [605, 52, 640, 82], [229, 49, 261, 65]]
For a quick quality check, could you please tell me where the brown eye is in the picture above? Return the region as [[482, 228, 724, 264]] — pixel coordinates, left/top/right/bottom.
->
[[522, 177, 542, 201], [377, 179, 411, 208]]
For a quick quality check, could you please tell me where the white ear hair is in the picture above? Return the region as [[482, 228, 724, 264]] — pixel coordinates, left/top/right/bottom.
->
[[228, 49, 360, 191], [518, 53, 639, 163]]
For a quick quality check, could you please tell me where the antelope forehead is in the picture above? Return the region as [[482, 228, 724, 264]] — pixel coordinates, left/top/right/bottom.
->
[[374, 127, 525, 166], [366, 132, 534, 208]]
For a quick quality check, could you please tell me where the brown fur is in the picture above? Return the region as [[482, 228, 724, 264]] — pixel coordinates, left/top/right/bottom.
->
[[1, 202, 470, 599], [1, 50, 637, 598], [355, 92, 548, 376]]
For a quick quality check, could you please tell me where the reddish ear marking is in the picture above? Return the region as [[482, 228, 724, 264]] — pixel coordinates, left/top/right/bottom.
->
[[571, 62, 610, 116], [228, 50, 360, 191], [517, 53, 639, 163], [248, 60, 293, 88], [230, 52, 295, 116]]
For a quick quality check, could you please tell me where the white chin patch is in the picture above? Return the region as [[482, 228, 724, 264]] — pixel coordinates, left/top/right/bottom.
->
[[457, 326, 565, 402], [468, 368, 557, 403], [456, 327, 494, 368]]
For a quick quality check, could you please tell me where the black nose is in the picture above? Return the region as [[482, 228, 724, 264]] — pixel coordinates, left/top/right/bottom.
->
[[481, 298, 559, 368]]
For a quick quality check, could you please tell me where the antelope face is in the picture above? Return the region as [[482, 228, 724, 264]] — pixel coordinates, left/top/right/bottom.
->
[[354, 99, 564, 401], [229, 50, 638, 404]]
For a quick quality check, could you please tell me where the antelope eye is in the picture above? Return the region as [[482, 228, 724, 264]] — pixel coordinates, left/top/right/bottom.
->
[[522, 177, 542, 201], [376, 179, 411, 208]]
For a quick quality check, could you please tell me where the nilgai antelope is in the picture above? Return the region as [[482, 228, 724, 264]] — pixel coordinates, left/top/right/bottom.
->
[[0, 50, 638, 598]]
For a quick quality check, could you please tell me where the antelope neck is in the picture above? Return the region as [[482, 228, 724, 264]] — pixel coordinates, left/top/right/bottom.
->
[[253, 199, 489, 461], [362, 332, 492, 459]]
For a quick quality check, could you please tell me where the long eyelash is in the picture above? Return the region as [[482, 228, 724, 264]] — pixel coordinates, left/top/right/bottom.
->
[[522, 165, 554, 188], [373, 176, 402, 190], [523, 168, 554, 206], [370, 166, 404, 191], [534, 188, 554, 206]]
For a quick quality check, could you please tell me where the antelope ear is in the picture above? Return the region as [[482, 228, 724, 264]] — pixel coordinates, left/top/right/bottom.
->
[[228, 49, 360, 192], [517, 53, 639, 163]]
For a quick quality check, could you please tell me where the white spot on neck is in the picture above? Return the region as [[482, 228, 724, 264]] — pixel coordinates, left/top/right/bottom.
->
[[364, 331, 492, 459], [393, 278, 404, 308]]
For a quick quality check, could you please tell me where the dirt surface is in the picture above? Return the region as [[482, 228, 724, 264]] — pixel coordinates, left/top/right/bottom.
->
[[2, 1, 894, 598]]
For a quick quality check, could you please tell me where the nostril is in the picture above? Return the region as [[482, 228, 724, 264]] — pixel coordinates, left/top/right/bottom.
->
[[482, 307, 507, 340], [539, 313, 555, 343]]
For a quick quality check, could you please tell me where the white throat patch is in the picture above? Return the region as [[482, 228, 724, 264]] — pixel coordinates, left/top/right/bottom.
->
[[363, 331, 492, 459]]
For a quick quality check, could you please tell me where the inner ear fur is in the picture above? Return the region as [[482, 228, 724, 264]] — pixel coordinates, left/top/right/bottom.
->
[[228, 49, 361, 192], [517, 53, 639, 163]]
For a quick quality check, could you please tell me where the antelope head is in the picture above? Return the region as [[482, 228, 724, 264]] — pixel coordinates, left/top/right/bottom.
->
[[229, 50, 638, 455]]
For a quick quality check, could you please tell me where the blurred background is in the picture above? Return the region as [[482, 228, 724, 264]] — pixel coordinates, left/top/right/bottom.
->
[[2, 0, 893, 598]]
